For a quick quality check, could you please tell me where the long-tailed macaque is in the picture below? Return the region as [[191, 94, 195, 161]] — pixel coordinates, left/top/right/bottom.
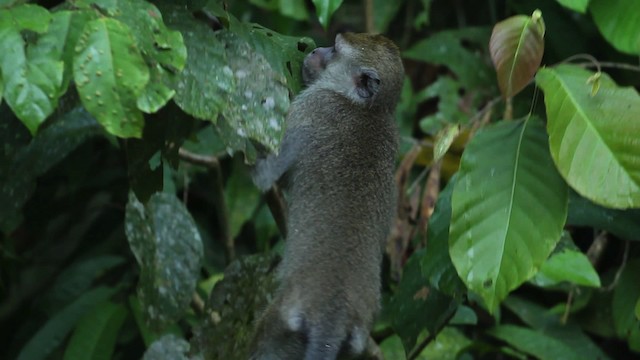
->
[[251, 33, 404, 360]]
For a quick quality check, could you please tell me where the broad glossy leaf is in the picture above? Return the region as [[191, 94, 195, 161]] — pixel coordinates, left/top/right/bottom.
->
[[556, 0, 588, 13], [0, 4, 51, 33], [532, 248, 601, 287], [536, 65, 640, 209], [504, 296, 611, 360], [163, 7, 230, 121], [74, 18, 149, 138], [63, 302, 128, 360], [219, 31, 289, 154], [17, 287, 116, 360], [0, 15, 64, 133], [450, 118, 568, 312], [311, 0, 344, 29], [488, 325, 582, 360], [490, 10, 545, 98], [114, 0, 186, 112], [3, 58, 63, 133], [125, 192, 203, 330], [590, 0, 640, 54], [29, 11, 97, 94], [166, 6, 290, 156], [613, 259, 640, 339]]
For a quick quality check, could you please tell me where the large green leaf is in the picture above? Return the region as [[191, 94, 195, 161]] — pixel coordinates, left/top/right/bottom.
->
[[450, 117, 568, 312], [488, 325, 582, 360], [556, 0, 589, 13], [163, 6, 230, 121], [311, 0, 344, 29], [532, 247, 601, 287], [113, 0, 186, 113], [489, 10, 545, 98], [29, 10, 97, 95], [590, 0, 640, 54], [125, 192, 203, 330], [0, 4, 51, 33], [536, 65, 640, 209], [73, 18, 149, 138], [17, 287, 117, 360], [504, 296, 611, 360], [0, 6, 65, 134], [63, 302, 128, 360]]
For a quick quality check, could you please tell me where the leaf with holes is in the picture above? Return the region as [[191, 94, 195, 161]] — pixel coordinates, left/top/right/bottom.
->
[[490, 10, 545, 98], [450, 117, 568, 312], [0, 7, 64, 134], [73, 18, 149, 138], [536, 65, 640, 209]]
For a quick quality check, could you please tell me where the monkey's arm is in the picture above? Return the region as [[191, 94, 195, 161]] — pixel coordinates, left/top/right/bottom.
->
[[252, 126, 307, 192]]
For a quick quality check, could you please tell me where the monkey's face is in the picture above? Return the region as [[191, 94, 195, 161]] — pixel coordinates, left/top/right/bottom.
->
[[302, 33, 404, 107], [302, 45, 335, 85]]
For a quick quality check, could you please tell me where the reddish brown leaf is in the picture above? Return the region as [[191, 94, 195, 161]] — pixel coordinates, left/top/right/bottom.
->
[[490, 10, 545, 98]]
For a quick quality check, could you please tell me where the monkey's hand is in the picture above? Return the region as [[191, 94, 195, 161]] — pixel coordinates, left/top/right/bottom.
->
[[252, 157, 278, 192]]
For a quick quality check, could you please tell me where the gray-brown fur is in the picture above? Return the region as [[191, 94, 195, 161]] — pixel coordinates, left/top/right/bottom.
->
[[251, 33, 404, 360]]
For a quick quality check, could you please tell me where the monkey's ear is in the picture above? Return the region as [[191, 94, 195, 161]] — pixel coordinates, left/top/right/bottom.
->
[[354, 68, 380, 99]]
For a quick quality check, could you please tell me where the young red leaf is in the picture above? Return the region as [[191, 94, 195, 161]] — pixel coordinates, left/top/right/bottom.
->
[[490, 10, 545, 98]]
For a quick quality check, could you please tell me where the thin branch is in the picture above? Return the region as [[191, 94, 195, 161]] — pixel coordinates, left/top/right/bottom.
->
[[602, 239, 630, 292], [265, 185, 288, 238], [573, 61, 640, 73], [178, 148, 235, 263], [364, 0, 374, 33], [407, 310, 456, 360]]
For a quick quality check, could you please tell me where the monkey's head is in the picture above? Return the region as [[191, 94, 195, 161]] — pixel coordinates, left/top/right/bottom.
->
[[302, 33, 404, 109]]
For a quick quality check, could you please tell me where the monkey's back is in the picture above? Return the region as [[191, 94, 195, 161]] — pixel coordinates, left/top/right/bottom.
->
[[277, 88, 398, 339]]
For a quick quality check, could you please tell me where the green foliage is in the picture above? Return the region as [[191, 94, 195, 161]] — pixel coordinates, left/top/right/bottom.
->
[[590, 0, 640, 54], [63, 301, 128, 360], [450, 118, 568, 311], [2, 0, 640, 359], [537, 65, 640, 209], [125, 192, 203, 330], [490, 10, 545, 98]]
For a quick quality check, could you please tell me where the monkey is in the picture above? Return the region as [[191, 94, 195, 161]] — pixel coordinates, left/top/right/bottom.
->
[[250, 33, 404, 360]]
